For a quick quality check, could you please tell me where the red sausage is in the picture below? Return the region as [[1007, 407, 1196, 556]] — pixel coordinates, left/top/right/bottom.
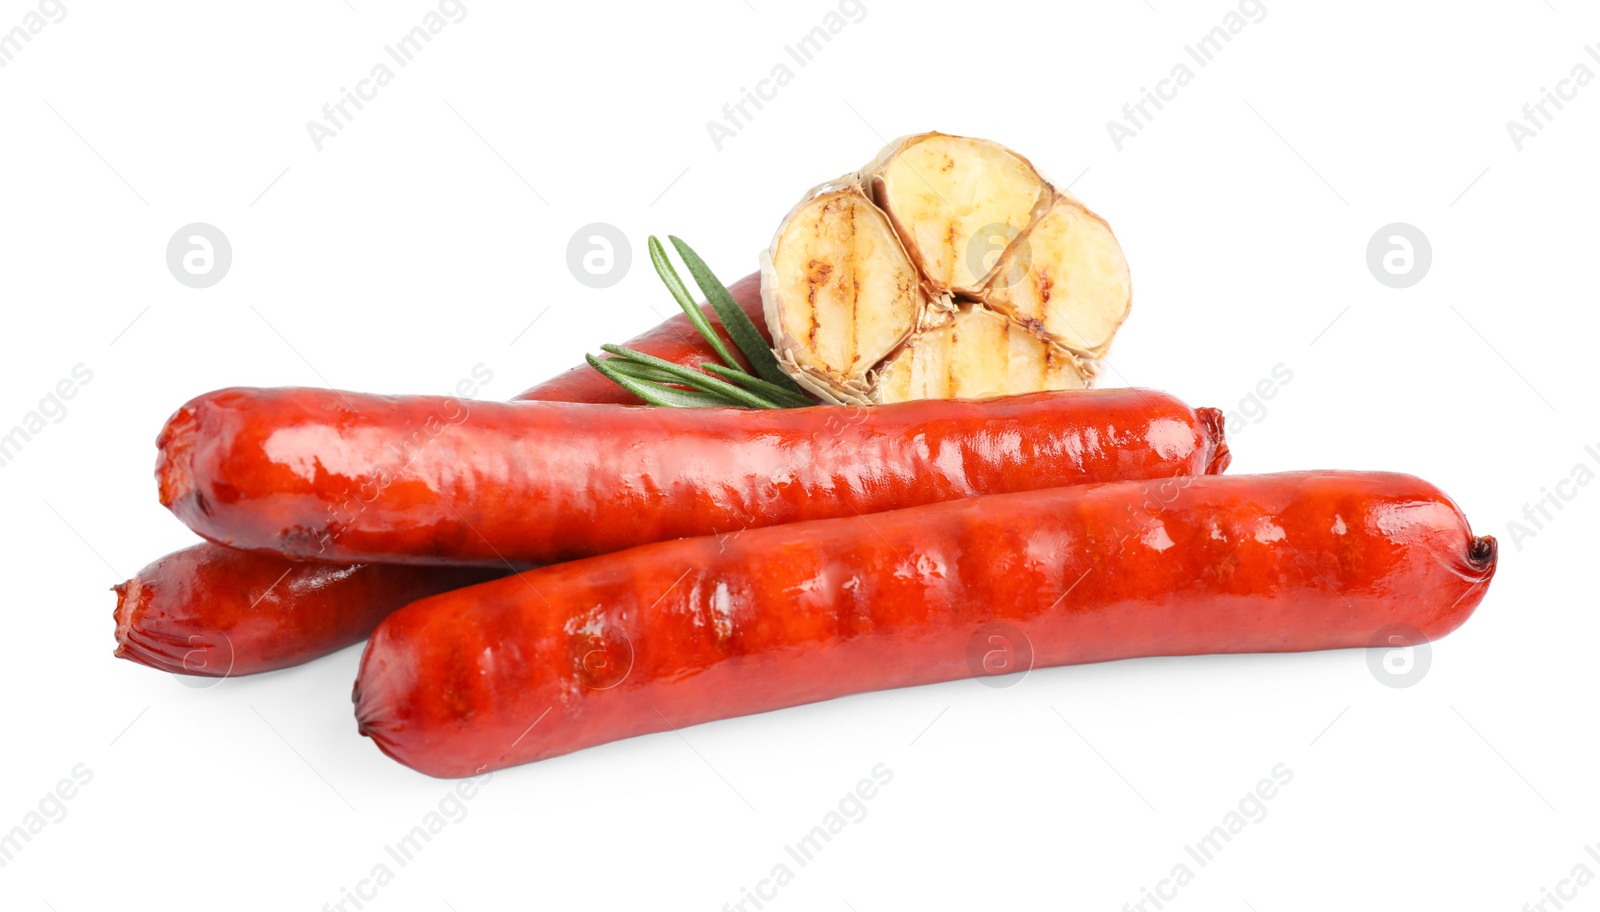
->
[[114, 273, 767, 677], [354, 471, 1497, 778], [157, 388, 1231, 567], [113, 545, 497, 676]]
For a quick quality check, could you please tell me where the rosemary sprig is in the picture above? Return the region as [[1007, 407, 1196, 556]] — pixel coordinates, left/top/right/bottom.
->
[[646, 237, 741, 372], [699, 363, 813, 408], [585, 354, 734, 408], [589, 235, 817, 409], [668, 236, 806, 395], [598, 344, 781, 409]]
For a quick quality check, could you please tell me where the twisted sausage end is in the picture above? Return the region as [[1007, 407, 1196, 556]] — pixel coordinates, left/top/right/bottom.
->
[[155, 405, 197, 509], [1197, 407, 1231, 475]]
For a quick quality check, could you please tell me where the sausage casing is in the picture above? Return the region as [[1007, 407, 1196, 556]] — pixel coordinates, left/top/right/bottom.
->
[[354, 471, 1495, 777]]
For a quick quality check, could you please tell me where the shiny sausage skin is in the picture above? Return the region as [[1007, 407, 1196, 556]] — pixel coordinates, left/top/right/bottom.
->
[[156, 388, 1231, 567], [114, 274, 766, 677], [353, 471, 1497, 778], [113, 545, 497, 676]]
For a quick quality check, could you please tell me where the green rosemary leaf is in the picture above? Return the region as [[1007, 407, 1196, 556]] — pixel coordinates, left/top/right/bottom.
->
[[668, 235, 806, 394], [601, 357, 707, 387], [647, 236, 741, 371], [585, 354, 735, 408], [600, 345, 781, 409], [699, 363, 815, 408], [590, 235, 826, 408]]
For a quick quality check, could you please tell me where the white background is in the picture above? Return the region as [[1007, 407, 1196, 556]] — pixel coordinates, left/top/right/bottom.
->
[[1, 0, 1595, 909]]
